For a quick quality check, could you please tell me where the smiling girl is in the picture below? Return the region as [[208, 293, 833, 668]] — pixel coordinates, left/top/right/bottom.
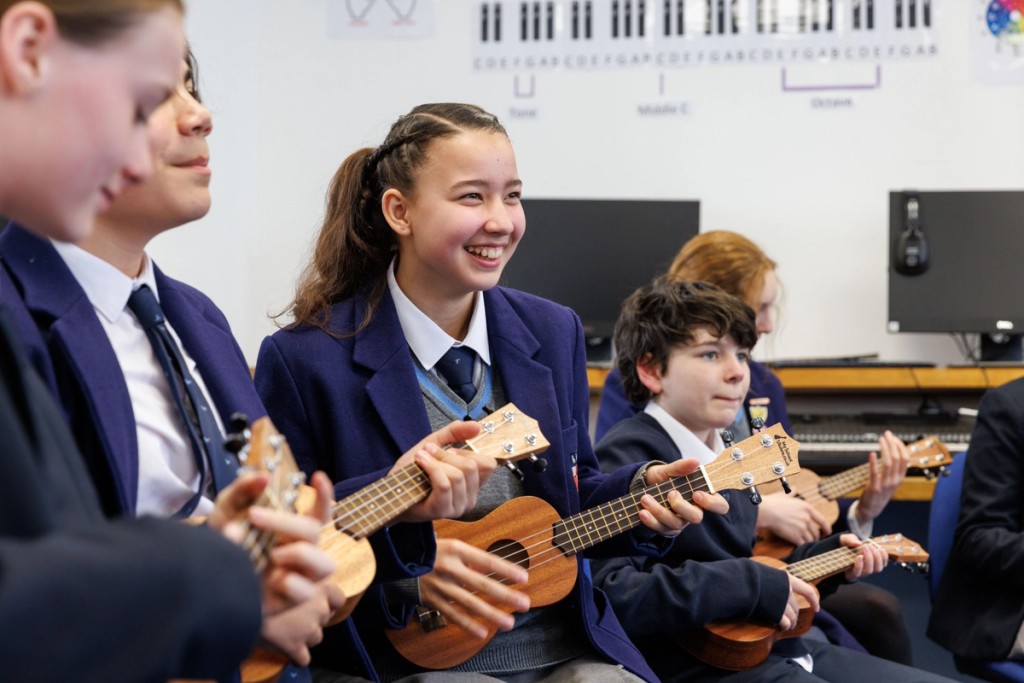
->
[[255, 102, 718, 682]]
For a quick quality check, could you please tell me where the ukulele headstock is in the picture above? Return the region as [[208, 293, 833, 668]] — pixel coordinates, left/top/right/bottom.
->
[[222, 416, 308, 573], [233, 416, 306, 515], [906, 435, 954, 479], [707, 423, 801, 504], [869, 533, 930, 573], [462, 403, 550, 479]]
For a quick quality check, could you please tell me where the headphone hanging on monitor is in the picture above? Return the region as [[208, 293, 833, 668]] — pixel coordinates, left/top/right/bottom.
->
[[894, 192, 929, 276]]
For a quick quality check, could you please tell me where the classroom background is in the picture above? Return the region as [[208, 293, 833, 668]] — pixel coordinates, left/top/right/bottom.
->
[[151, 4, 1023, 681], [158, 0, 1024, 368]]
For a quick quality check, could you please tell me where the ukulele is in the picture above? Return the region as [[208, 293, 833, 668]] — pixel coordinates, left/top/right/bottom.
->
[[753, 435, 952, 558], [174, 416, 307, 683], [681, 533, 930, 671], [242, 403, 550, 683], [384, 423, 802, 670]]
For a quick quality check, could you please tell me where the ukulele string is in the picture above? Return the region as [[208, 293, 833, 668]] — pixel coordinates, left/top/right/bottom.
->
[[425, 459, 787, 614], [786, 535, 897, 582], [421, 436, 789, 612], [474, 473, 712, 563], [322, 423, 529, 541], [819, 464, 872, 499], [321, 438, 508, 543], [525, 437, 786, 563], [243, 462, 292, 574], [469, 441, 783, 562], [786, 546, 860, 581], [799, 453, 927, 507], [817, 436, 947, 502], [321, 464, 431, 543], [472, 457, 786, 584]]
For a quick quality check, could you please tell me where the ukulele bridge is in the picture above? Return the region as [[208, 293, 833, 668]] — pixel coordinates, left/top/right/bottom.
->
[[415, 605, 448, 632]]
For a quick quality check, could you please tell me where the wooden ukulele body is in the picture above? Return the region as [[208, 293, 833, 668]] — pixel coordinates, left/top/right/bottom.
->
[[385, 423, 803, 672], [385, 496, 578, 670], [322, 528, 375, 624], [239, 531, 375, 682], [679, 556, 812, 671], [244, 403, 553, 682], [754, 470, 838, 559], [680, 533, 928, 671]]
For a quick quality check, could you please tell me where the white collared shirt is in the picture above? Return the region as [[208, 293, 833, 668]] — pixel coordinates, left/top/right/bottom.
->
[[52, 241, 220, 518], [643, 401, 724, 466], [387, 260, 491, 384]]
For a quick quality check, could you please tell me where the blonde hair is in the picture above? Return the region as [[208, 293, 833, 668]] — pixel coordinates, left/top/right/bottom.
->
[[668, 230, 777, 308]]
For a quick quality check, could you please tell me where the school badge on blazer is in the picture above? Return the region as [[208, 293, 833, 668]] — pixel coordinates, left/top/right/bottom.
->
[[748, 397, 770, 424]]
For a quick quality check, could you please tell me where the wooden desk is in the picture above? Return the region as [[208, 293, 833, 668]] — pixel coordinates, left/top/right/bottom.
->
[[587, 366, 611, 392], [850, 476, 937, 502], [773, 366, 1024, 393], [587, 365, 1024, 393]]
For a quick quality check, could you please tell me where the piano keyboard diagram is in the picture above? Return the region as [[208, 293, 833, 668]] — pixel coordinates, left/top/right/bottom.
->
[[472, 0, 939, 70]]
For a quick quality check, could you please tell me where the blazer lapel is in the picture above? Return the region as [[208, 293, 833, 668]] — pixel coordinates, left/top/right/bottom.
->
[[484, 288, 556, 430], [0, 227, 138, 512], [483, 289, 574, 504], [353, 291, 434, 454], [155, 268, 265, 427]]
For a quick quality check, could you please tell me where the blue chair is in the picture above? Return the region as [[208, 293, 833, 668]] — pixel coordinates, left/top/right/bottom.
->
[[928, 452, 1024, 683]]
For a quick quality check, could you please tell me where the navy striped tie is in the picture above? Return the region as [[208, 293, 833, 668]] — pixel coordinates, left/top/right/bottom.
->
[[127, 285, 238, 516], [436, 346, 478, 402]]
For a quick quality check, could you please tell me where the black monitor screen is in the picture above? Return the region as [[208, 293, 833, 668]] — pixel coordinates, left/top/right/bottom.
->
[[501, 198, 700, 340], [888, 190, 1024, 336]]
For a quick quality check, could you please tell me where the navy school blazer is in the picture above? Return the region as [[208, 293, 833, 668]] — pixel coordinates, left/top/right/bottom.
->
[[928, 378, 1024, 659], [255, 285, 663, 682], [0, 224, 330, 682], [0, 238, 262, 681], [0, 224, 264, 516]]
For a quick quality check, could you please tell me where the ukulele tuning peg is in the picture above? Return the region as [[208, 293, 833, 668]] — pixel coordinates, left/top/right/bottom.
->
[[224, 433, 248, 454], [504, 461, 525, 482], [779, 476, 792, 495], [721, 429, 735, 447], [749, 417, 766, 431], [223, 412, 251, 455], [922, 469, 937, 481], [938, 465, 950, 477], [529, 454, 548, 473], [918, 562, 930, 575], [748, 486, 762, 505], [228, 412, 250, 434]]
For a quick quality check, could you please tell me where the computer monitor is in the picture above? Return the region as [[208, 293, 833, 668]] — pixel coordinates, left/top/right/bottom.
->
[[501, 198, 700, 363], [887, 190, 1024, 362]]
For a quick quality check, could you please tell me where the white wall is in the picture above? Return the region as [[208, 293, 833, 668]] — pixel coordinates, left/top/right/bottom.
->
[[152, 1, 1024, 366]]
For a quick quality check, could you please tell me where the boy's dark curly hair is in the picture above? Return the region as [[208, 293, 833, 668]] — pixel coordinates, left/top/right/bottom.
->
[[615, 277, 757, 405]]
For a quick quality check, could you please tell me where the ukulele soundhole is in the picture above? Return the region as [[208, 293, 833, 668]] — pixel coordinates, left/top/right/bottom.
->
[[488, 538, 529, 570]]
